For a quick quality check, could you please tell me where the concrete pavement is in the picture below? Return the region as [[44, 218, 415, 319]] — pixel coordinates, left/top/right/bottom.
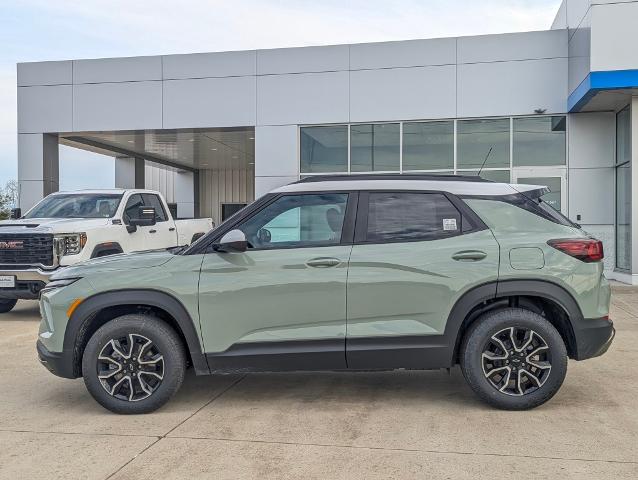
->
[[1, 291, 637, 479]]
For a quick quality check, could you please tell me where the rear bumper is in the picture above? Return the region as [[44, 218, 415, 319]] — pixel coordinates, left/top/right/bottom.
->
[[573, 317, 615, 360], [0, 268, 55, 300], [36, 340, 76, 379]]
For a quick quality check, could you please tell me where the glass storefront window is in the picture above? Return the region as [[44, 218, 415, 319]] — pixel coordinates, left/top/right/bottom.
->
[[457, 170, 511, 183], [350, 123, 400, 172], [457, 119, 510, 169], [402, 121, 454, 171], [616, 106, 631, 271], [513, 116, 566, 166], [300, 126, 348, 173]]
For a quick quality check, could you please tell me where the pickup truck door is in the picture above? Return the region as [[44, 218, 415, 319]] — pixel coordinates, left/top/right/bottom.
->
[[198, 192, 356, 371], [140, 193, 177, 250]]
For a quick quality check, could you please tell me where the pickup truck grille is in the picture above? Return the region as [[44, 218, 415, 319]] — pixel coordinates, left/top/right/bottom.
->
[[0, 234, 54, 267]]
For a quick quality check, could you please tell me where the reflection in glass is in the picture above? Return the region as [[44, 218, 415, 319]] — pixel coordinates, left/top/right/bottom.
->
[[300, 126, 348, 173], [351, 123, 400, 172], [402, 121, 454, 171], [513, 116, 566, 166], [457, 119, 510, 169]]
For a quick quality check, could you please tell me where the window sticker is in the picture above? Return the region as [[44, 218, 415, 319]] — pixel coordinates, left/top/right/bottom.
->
[[443, 218, 457, 231]]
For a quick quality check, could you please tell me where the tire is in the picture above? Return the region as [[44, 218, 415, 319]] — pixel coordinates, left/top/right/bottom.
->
[[82, 314, 186, 414], [460, 307, 568, 410], [0, 299, 17, 314]]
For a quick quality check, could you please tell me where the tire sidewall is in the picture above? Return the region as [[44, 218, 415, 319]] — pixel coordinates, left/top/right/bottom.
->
[[461, 308, 568, 410], [82, 315, 186, 414], [0, 299, 17, 313]]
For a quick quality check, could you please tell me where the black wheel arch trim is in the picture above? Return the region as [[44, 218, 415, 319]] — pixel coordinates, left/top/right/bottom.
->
[[446, 278, 584, 365], [90, 242, 124, 258], [63, 289, 209, 377]]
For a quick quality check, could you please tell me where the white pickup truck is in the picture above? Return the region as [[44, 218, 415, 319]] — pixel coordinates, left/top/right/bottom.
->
[[0, 189, 213, 312]]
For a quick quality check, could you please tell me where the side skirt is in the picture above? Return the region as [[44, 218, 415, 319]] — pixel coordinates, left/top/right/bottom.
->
[[204, 336, 453, 374]]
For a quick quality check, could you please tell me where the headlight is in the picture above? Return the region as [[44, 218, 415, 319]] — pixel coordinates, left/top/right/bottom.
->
[[54, 233, 87, 256], [41, 277, 81, 294]]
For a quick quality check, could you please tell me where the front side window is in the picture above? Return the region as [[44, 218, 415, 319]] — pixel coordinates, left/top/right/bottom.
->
[[123, 194, 143, 224], [237, 193, 348, 249], [365, 192, 461, 242], [141, 194, 168, 222], [24, 194, 123, 219]]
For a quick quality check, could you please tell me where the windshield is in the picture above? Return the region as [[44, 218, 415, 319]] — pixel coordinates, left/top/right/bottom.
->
[[24, 194, 123, 219]]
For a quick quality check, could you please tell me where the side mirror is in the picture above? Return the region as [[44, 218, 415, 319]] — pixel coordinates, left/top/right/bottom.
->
[[126, 206, 156, 233], [9, 208, 21, 219], [214, 229, 247, 253]]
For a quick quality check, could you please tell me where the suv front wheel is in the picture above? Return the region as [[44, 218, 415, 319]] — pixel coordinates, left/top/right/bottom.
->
[[82, 314, 186, 414], [460, 308, 568, 410], [0, 299, 17, 314]]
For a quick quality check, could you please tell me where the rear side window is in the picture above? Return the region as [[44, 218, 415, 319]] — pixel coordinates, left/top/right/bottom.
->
[[365, 192, 461, 242], [501, 192, 577, 227]]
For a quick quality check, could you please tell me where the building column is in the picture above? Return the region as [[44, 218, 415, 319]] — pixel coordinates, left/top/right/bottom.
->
[[174, 170, 196, 219], [254, 125, 299, 198], [630, 96, 638, 279], [115, 156, 145, 189], [17, 133, 59, 210]]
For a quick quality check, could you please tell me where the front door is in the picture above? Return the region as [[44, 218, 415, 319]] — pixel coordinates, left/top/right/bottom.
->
[[198, 192, 355, 371], [346, 191, 500, 369]]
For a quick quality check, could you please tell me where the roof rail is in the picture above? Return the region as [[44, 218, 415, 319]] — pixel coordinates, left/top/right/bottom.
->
[[295, 173, 491, 184]]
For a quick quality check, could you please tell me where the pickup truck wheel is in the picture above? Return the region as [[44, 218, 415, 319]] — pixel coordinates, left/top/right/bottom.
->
[[82, 314, 186, 414], [0, 299, 17, 314], [460, 308, 567, 410]]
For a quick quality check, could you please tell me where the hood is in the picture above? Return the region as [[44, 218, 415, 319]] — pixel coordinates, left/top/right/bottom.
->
[[51, 249, 176, 279], [0, 217, 111, 234]]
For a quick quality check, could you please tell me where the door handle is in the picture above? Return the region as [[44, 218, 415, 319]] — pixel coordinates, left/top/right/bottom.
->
[[169, 227, 176, 232], [306, 257, 341, 268], [452, 250, 487, 261], [149, 229, 157, 234]]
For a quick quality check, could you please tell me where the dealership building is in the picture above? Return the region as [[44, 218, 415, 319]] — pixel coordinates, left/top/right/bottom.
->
[[15, 0, 638, 282]]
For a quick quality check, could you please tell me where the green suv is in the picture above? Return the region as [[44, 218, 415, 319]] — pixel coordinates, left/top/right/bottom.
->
[[37, 175, 614, 414]]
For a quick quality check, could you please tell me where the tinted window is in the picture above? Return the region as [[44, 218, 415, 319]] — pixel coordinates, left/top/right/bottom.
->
[[402, 121, 454, 171], [300, 126, 348, 173], [366, 193, 461, 242], [142, 194, 168, 222], [237, 193, 348, 249], [513, 116, 566, 166], [457, 118, 510, 169], [351, 123, 400, 172], [123, 194, 144, 224]]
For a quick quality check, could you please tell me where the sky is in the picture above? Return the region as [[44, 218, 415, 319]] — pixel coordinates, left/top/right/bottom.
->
[[0, 0, 561, 190]]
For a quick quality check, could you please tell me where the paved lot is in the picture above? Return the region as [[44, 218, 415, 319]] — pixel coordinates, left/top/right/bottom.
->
[[1, 290, 637, 479]]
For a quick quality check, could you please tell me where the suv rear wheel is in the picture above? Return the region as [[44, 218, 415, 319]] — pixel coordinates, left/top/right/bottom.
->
[[82, 314, 186, 414], [0, 299, 17, 314], [460, 308, 568, 410]]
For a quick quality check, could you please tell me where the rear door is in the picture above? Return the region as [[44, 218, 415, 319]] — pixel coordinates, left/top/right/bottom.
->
[[346, 191, 499, 369]]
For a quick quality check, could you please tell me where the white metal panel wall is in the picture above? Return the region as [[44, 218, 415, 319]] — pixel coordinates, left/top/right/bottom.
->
[[199, 166, 255, 226], [145, 163, 176, 204]]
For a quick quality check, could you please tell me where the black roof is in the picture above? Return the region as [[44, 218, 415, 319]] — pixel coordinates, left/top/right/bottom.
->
[[295, 174, 491, 184]]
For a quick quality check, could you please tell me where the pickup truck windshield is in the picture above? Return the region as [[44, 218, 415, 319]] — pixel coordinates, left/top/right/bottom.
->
[[23, 194, 123, 219]]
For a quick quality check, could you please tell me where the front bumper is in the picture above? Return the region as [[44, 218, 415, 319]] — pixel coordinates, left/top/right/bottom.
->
[[36, 340, 76, 379], [0, 268, 55, 300], [573, 317, 615, 360]]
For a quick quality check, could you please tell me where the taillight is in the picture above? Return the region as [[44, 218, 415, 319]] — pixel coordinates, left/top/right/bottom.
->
[[547, 238, 604, 263]]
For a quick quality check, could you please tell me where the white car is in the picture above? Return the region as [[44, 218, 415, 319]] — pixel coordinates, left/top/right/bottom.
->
[[0, 189, 213, 312]]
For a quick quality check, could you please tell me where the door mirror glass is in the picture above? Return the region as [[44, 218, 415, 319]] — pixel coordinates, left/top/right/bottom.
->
[[9, 208, 21, 219], [129, 206, 157, 227], [216, 229, 248, 253]]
